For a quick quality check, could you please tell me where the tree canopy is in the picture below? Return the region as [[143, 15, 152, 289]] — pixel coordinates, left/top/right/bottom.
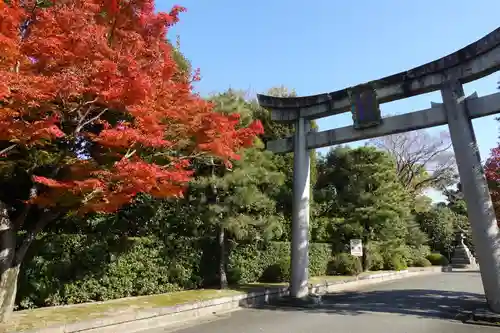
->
[[0, 0, 262, 322]]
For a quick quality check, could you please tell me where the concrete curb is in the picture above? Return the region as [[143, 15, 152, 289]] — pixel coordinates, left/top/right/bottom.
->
[[309, 267, 442, 294], [20, 267, 444, 333], [471, 308, 500, 325]]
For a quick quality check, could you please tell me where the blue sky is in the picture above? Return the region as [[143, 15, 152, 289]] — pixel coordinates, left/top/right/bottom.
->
[[161, 0, 500, 202]]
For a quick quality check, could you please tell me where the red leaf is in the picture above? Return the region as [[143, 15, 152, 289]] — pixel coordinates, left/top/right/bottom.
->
[[1, 0, 261, 214]]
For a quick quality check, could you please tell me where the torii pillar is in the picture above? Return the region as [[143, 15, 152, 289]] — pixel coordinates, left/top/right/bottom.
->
[[290, 116, 311, 298]]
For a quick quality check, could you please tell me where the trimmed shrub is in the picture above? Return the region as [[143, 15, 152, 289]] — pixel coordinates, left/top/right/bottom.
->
[[308, 243, 332, 276], [228, 242, 331, 284], [18, 235, 185, 309], [327, 253, 362, 276], [228, 242, 290, 284], [384, 254, 408, 271], [261, 259, 291, 283], [227, 243, 267, 285], [412, 257, 432, 267], [426, 253, 449, 266]]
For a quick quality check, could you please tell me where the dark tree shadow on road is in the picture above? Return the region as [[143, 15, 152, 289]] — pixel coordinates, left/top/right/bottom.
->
[[247, 288, 487, 321]]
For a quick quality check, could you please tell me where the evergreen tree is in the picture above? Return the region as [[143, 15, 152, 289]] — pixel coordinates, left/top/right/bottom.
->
[[188, 90, 285, 288], [415, 205, 471, 258], [315, 146, 412, 269]]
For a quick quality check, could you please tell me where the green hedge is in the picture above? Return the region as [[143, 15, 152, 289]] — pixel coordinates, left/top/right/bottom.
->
[[18, 235, 333, 309], [228, 242, 332, 284], [22, 232, 439, 310], [309, 243, 332, 276], [18, 234, 203, 309]]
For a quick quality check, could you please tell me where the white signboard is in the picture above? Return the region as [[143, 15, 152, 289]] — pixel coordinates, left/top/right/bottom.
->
[[350, 239, 363, 257]]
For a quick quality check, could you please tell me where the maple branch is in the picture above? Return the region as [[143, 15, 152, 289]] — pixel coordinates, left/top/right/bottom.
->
[[0, 144, 17, 156], [14, 152, 66, 232], [20, 1, 40, 41], [154, 151, 207, 161], [14, 210, 60, 265], [12, 1, 40, 73], [80, 108, 108, 129], [81, 188, 104, 206], [124, 149, 137, 159], [75, 107, 108, 134], [71, 98, 98, 118], [108, 17, 118, 46], [13, 182, 40, 230]]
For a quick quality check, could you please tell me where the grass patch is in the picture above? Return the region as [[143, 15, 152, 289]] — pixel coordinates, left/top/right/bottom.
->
[[309, 271, 392, 284], [309, 275, 356, 284], [234, 282, 288, 292], [4, 289, 242, 332]]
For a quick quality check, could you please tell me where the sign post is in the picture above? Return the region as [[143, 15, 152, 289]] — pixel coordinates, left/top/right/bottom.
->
[[350, 239, 363, 257]]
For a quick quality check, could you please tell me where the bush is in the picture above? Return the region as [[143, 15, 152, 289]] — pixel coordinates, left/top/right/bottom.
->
[[412, 257, 432, 267], [327, 253, 362, 276], [228, 242, 331, 284], [18, 235, 187, 309], [384, 254, 408, 271], [366, 250, 384, 271], [426, 253, 449, 266], [309, 243, 332, 276], [18, 236, 332, 309], [228, 242, 289, 284], [261, 259, 291, 283], [227, 243, 267, 284], [379, 244, 411, 271], [364, 242, 385, 271], [406, 245, 431, 266]]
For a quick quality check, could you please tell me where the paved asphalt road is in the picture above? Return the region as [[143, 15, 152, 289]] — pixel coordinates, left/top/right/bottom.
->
[[145, 271, 498, 333]]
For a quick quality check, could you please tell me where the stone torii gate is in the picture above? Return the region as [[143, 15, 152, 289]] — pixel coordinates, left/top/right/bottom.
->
[[257, 27, 500, 312]]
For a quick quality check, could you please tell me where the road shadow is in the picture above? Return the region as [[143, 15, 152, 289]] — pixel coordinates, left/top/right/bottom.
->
[[246, 288, 487, 321]]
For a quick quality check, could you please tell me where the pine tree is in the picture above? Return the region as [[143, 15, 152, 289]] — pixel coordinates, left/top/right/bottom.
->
[[315, 147, 412, 269], [188, 91, 285, 288]]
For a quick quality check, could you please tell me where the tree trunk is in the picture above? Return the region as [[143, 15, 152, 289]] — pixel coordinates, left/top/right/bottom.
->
[[0, 265, 20, 323], [0, 199, 55, 323], [361, 243, 368, 271], [0, 201, 18, 323], [218, 226, 228, 289], [362, 227, 369, 271]]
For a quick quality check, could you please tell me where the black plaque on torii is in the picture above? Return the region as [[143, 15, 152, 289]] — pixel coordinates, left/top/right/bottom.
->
[[348, 83, 382, 130]]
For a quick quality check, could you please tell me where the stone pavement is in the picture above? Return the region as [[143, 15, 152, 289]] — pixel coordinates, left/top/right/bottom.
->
[[144, 271, 497, 333]]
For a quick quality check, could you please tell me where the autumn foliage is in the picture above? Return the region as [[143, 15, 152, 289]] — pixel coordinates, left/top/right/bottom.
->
[[485, 147, 500, 223], [0, 0, 263, 214]]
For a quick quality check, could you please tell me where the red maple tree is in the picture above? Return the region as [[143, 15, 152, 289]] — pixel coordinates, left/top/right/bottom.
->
[[485, 147, 500, 224], [0, 0, 262, 321]]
